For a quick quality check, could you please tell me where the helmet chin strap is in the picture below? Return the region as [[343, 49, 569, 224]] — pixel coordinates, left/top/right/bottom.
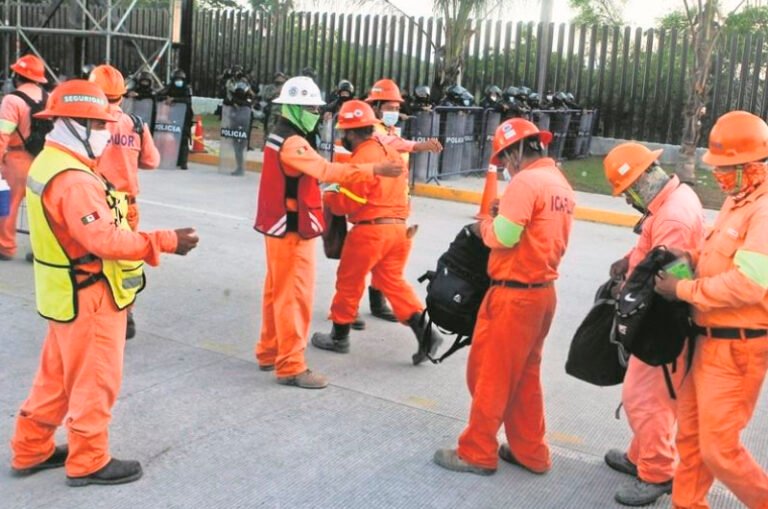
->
[[62, 118, 96, 159]]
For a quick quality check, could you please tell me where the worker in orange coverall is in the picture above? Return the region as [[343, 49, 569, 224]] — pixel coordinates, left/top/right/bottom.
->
[[341, 77, 442, 327], [90, 64, 161, 340], [433, 117, 575, 476], [253, 77, 403, 390], [9, 80, 198, 487], [655, 110, 768, 509], [0, 54, 48, 260], [310, 100, 443, 365], [601, 142, 704, 506]]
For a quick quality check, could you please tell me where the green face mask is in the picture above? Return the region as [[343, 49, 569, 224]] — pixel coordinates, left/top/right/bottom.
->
[[282, 104, 320, 133]]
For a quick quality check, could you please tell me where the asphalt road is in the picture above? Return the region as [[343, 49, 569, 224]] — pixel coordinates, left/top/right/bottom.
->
[[0, 164, 762, 508]]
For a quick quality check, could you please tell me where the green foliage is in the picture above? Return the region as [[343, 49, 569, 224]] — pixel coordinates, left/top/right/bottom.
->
[[569, 0, 626, 26], [657, 10, 689, 30], [724, 5, 768, 37]]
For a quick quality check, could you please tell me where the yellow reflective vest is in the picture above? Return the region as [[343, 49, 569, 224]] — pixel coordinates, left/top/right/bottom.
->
[[26, 146, 145, 323]]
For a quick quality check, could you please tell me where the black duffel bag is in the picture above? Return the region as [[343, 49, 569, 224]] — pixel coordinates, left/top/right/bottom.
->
[[565, 278, 626, 386]]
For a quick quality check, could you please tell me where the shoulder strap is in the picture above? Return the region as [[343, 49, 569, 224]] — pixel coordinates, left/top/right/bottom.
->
[[128, 113, 144, 135], [10, 88, 47, 109]]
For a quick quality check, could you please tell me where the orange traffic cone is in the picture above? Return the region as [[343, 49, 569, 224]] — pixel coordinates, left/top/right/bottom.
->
[[191, 114, 206, 153], [475, 164, 498, 220]]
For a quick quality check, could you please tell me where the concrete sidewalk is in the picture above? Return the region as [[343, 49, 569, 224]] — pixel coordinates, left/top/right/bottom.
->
[[0, 164, 755, 509]]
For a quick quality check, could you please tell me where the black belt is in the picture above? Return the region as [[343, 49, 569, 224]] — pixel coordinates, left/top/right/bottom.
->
[[355, 218, 406, 225], [694, 326, 768, 340], [490, 279, 553, 289]]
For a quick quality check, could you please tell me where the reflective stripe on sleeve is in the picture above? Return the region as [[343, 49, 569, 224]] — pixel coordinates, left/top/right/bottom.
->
[[735, 249, 768, 288], [492, 215, 524, 248], [0, 119, 18, 134]]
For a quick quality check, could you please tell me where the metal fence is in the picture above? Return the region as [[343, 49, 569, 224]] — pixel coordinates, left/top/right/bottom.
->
[[5, 5, 768, 147]]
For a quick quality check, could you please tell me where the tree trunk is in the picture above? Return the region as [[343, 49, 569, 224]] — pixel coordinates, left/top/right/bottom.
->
[[677, 3, 719, 184]]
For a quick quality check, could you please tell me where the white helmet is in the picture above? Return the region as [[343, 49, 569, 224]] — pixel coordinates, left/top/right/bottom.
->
[[273, 76, 325, 106]]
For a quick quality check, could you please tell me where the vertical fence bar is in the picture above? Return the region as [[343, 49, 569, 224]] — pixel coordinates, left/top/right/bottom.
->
[[512, 21, 522, 84], [616, 26, 630, 138], [661, 28, 677, 143], [387, 14, 396, 80], [585, 25, 598, 106], [397, 16, 406, 89], [370, 15, 380, 81], [627, 27, 642, 139], [737, 33, 752, 110], [501, 21, 512, 86], [564, 23, 575, 93], [749, 34, 763, 113], [637, 29, 653, 140], [523, 21, 533, 86], [596, 26, 608, 121], [724, 34, 738, 115], [671, 30, 689, 144]]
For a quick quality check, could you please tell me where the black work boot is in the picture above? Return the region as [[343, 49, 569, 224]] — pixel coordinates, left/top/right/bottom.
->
[[351, 315, 366, 331], [407, 312, 444, 365], [11, 445, 68, 476], [126, 311, 136, 340], [66, 458, 143, 487], [369, 286, 397, 322], [311, 323, 351, 353]]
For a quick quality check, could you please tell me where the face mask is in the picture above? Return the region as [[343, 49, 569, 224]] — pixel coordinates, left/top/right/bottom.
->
[[341, 134, 353, 152], [87, 129, 111, 158], [48, 119, 110, 159], [381, 111, 399, 127], [174, 80, 184, 88], [282, 104, 320, 134], [714, 162, 767, 199]]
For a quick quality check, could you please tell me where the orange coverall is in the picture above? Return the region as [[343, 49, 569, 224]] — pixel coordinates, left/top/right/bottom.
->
[[671, 179, 768, 509], [324, 138, 422, 324], [0, 82, 43, 257], [97, 103, 160, 231], [255, 135, 381, 377], [621, 176, 704, 483], [10, 143, 178, 477], [456, 158, 575, 471]]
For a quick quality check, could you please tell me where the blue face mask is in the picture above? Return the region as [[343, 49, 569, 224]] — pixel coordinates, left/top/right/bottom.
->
[[174, 80, 184, 88], [381, 111, 399, 127]]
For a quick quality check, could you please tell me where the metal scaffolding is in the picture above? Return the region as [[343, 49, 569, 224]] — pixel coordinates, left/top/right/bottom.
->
[[0, 0, 179, 86]]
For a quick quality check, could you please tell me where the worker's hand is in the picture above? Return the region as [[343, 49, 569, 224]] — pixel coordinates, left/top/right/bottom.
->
[[654, 271, 681, 301], [174, 228, 199, 255], [490, 198, 500, 218], [609, 257, 630, 280], [373, 160, 404, 178], [665, 247, 693, 267], [414, 138, 443, 153]]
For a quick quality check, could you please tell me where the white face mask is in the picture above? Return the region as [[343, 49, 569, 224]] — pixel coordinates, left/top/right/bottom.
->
[[47, 119, 111, 159], [381, 111, 399, 127]]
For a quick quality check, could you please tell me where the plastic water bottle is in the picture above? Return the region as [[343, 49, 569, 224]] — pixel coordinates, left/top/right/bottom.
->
[[0, 178, 9, 217]]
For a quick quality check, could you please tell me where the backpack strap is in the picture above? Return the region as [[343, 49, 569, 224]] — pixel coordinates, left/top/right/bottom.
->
[[661, 362, 677, 400], [428, 334, 472, 364], [128, 113, 144, 135], [9, 89, 47, 148]]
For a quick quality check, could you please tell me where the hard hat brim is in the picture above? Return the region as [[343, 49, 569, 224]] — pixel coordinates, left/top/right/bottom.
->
[[34, 109, 118, 122], [273, 97, 326, 106], [701, 148, 768, 167], [10, 63, 48, 84]]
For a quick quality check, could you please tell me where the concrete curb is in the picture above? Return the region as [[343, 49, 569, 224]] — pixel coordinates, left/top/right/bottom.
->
[[188, 153, 639, 228]]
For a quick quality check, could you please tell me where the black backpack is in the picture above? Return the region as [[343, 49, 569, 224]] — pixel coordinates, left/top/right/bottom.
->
[[10, 89, 52, 156], [417, 224, 491, 363], [614, 246, 694, 398], [615, 246, 693, 367], [565, 278, 627, 386]]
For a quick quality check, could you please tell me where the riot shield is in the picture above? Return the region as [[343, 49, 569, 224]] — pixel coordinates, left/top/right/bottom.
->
[[153, 101, 188, 169], [407, 111, 439, 182], [439, 109, 466, 178], [219, 105, 253, 175], [317, 117, 335, 162], [462, 109, 481, 173], [122, 97, 155, 130], [480, 110, 501, 166]]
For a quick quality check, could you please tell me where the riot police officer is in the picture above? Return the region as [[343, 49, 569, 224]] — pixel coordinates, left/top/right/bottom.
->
[[158, 69, 193, 169]]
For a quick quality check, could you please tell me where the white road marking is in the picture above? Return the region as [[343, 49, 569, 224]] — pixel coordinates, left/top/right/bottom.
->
[[139, 199, 250, 221]]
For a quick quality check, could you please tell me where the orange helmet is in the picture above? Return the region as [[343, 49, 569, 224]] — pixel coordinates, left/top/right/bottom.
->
[[603, 142, 663, 196], [335, 100, 380, 130], [35, 80, 116, 122], [490, 118, 552, 165], [703, 111, 768, 167], [365, 78, 403, 103], [10, 55, 47, 84], [88, 64, 126, 100]]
